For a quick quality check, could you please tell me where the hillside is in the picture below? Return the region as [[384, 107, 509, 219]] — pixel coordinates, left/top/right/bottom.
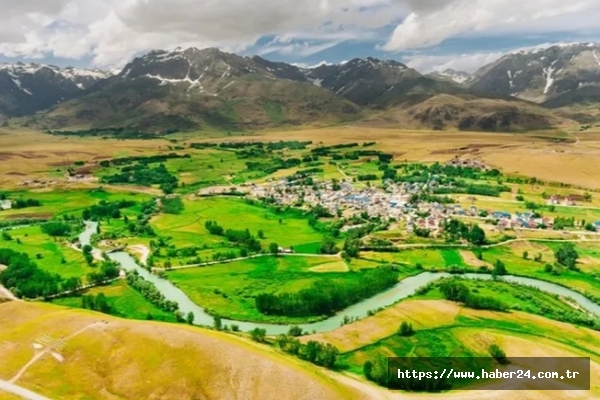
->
[[0, 63, 108, 119], [30, 48, 361, 133], [361, 94, 573, 131], [0, 301, 363, 400], [469, 43, 600, 108], [9, 45, 594, 133]]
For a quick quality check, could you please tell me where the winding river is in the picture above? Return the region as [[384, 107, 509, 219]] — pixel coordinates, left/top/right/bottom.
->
[[80, 222, 600, 335]]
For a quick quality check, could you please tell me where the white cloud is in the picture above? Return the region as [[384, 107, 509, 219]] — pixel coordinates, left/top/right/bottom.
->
[[383, 0, 600, 51], [257, 41, 342, 58], [0, 0, 599, 68], [0, 0, 404, 67], [403, 52, 505, 73]]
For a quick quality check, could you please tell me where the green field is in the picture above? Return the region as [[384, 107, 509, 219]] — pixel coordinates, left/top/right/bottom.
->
[[166, 255, 409, 323], [0, 225, 95, 280], [338, 295, 600, 392], [361, 249, 446, 268], [480, 243, 600, 300], [149, 197, 326, 264], [440, 249, 465, 267], [417, 278, 588, 320], [0, 189, 150, 220], [51, 280, 177, 322]]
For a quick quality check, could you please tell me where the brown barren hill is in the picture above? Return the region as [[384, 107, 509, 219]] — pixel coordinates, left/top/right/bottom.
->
[[0, 302, 365, 400]]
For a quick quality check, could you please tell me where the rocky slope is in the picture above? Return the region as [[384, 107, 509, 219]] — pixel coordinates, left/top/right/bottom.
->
[[362, 94, 573, 131], [17, 44, 590, 132], [0, 63, 109, 118], [469, 43, 600, 108], [428, 69, 471, 85], [34, 48, 361, 132]]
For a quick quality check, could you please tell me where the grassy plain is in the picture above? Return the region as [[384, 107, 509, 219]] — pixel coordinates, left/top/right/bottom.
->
[[0, 225, 94, 280], [0, 188, 150, 221], [165, 255, 393, 323], [51, 280, 177, 322], [149, 197, 325, 264]]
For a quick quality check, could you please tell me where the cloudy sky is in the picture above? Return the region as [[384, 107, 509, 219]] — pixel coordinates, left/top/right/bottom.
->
[[1, 0, 600, 73]]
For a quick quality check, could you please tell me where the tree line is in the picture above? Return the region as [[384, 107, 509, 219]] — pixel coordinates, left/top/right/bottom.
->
[[443, 219, 487, 245], [82, 199, 137, 221], [101, 163, 179, 194], [275, 335, 339, 369], [11, 198, 43, 209], [255, 266, 398, 317], [438, 278, 508, 311], [204, 220, 262, 252], [125, 271, 179, 313], [0, 248, 81, 298]]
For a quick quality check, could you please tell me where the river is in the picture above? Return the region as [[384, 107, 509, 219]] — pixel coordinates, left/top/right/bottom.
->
[[80, 222, 600, 335]]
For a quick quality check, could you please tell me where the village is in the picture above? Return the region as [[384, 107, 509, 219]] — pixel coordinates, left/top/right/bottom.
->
[[234, 171, 600, 237]]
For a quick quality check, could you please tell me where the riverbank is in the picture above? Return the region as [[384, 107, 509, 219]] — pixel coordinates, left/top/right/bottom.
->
[[78, 222, 600, 335]]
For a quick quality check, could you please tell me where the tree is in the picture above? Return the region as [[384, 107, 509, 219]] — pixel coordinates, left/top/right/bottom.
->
[[489, 344, 508, 365], [186, 312, 195, 325], [398, 321, 414, 337], [250, 328, 267, 343], [82, 244, 93, 255], [269, 242, 279, 255], [213, 315, 222, 330], [343, 238, 361, 258], [468, 224, 486, 246], [258, 230, 265, 239], [522, 251, 529, 260], [95, 293, 111, 313], [493, 259, 507, 276], [288, 325, 303, 337], [319, 236, 339, 255], [41, 221, 72, 237], [554, 243, 579, 270]]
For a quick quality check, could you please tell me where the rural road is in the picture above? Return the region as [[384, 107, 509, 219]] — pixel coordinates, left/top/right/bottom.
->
[[0, 381, 52, 400]]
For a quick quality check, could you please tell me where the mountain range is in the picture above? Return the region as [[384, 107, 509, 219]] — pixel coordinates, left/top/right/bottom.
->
[[4, 43, 600, 133]]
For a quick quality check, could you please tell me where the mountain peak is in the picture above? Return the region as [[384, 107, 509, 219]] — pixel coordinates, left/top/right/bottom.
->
[[470, 42, 600, 105]]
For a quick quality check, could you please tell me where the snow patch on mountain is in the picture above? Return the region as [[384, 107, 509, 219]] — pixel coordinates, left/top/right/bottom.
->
[[542, 60, 559, 95]]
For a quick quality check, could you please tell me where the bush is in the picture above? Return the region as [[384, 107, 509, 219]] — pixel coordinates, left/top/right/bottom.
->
[[250, 328, 267, 343], [398, 321, 414, 336], [489, 344, 509, 365]]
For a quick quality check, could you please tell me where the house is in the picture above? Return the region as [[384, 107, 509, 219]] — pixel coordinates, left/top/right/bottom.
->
[[594, 222, 600, 232], [492, 211, 511, 219]]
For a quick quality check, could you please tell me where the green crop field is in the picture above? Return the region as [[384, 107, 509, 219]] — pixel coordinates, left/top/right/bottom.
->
[[361, 249, 446, 268], [0, 189, 150, 220], [51, 280, 177, 322], [0, 225, 96, 280], [166, 255, 408, 324], [166, 256, 350, 323], [151, 197, 325, 251], [440, 249, 465, 267]]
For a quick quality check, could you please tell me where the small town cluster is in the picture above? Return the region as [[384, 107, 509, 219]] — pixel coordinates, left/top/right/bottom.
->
[[199, 169, 600, 237]]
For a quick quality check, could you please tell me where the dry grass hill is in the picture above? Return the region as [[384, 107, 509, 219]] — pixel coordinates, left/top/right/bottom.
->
[[0, 301, 363, 400]]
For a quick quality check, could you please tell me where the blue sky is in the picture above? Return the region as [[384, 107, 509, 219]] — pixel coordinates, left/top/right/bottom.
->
[[1, 0, 600, 73]]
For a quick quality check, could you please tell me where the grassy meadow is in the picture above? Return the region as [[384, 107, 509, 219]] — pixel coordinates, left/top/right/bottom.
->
[[0, 225, 95, 280], [148, 197, 326, 265], [166, 255, 410, 323], [51, 280, 177, 322]]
